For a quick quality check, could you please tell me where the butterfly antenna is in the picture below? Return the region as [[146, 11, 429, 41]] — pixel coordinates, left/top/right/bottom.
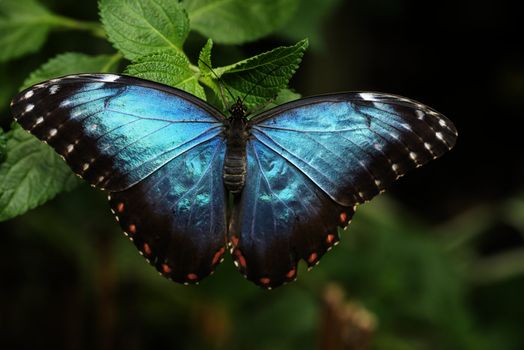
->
[[198, 58, 236, 109]]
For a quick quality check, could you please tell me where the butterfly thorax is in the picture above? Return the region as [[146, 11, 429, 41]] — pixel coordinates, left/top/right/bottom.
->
[[223, 98, 249, 194]]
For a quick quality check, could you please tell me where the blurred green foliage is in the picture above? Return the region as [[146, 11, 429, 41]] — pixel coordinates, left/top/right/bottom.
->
[[1, 0, 523, 349]]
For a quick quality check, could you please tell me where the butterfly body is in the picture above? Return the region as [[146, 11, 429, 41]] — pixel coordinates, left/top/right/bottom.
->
[[223, 97, 249, 193], [11, 74, 457, 289]]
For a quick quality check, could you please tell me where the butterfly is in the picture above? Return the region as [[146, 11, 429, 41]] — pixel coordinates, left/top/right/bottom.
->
[[10, 74, 457, 289]]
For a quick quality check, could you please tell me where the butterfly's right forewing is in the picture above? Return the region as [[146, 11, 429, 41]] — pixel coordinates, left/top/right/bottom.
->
[[230, 92, 457, 288]]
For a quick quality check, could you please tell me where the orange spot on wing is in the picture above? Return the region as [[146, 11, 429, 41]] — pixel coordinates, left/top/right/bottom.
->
[[116, 202, 125, 213], [212, 247, 225, 265], [187, 273, 198, 281], [286, 268, 296, 279], [307, 252, 318, 264], [259, 277, 270, 285], [339, 211, 347, 224], [230, 236, 239, 247], [161, 263, 172, 274], [128, 224, 136, 234], [326, 234, 336, 244], [143, 243, 152, 256], [235, 249, 247, 269]]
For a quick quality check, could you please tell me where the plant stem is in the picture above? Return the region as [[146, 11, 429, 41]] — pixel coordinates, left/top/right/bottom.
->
[[46, 15, 106, 39], [101, 52, 124, 73], [468, 247, 524, 285]]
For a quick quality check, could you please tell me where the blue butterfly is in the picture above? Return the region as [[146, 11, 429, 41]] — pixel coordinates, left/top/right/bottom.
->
[[11, 74, 457, 289]]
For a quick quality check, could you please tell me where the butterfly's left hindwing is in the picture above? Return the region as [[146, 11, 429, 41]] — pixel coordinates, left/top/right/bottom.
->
[[11, 74, 228, 283], [109, 137, 227, 283]]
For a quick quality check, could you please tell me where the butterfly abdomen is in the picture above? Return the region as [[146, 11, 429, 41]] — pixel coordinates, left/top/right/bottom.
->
[[224, 115, 249, 193], [224, 148, 246, 193]]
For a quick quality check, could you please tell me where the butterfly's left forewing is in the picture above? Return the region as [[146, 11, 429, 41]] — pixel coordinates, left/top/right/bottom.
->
[[11, 74, 228, 283], [231, 92, 457, 288], [11, 74, 224, 191]]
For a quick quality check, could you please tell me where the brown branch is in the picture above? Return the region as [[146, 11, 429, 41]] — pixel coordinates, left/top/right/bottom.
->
[[318, 283, 376, 350]]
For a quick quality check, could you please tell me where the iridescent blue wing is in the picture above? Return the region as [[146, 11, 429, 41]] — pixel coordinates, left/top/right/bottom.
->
[[11, 74, 224, 191], [11, 74, 228, 283], [108, 136, 227, 284], [230, 92, 457, 288]]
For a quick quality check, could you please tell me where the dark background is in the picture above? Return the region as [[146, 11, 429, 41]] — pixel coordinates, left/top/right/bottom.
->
[[1, 0, 523, 349]]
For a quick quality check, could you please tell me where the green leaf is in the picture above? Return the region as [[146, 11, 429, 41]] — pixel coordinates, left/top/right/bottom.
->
[[100, 0, 190, 60], [0, 128, 7, 163], [278, 0, 342, 49], [22, 52, 121, 88], [125, 51, 206, 100], [183, 0, 299, 44], [196, 39, 230, 110], [0, 0, 53, 62], [198, 38, 213, 75], [263, 88, 301, 111], [0, 125, 80, 222], [214, 39, 308, 109], [247, 88, 301, 115]]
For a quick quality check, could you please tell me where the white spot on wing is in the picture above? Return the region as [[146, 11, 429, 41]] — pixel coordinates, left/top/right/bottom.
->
[[439, 119, 447, 127], [424, 142, 432, 150], [25, 104, 34, 113], [409, 152, 417, 160], [82, 163, 90, 171], [49, 85, 59, 94], [100, 74, 120, 82], [416, 110, 425, 120], [436, 132, 444, 140], [401, 123, 412, 131], [49, 129, 57, 138], [71, 110, 82, 118], [359, 92, 375, 101], [35, 117, 44, 125], [392, 163, 400, 172], [24, 90, 34, 99], [66, 144, 74, 153]]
